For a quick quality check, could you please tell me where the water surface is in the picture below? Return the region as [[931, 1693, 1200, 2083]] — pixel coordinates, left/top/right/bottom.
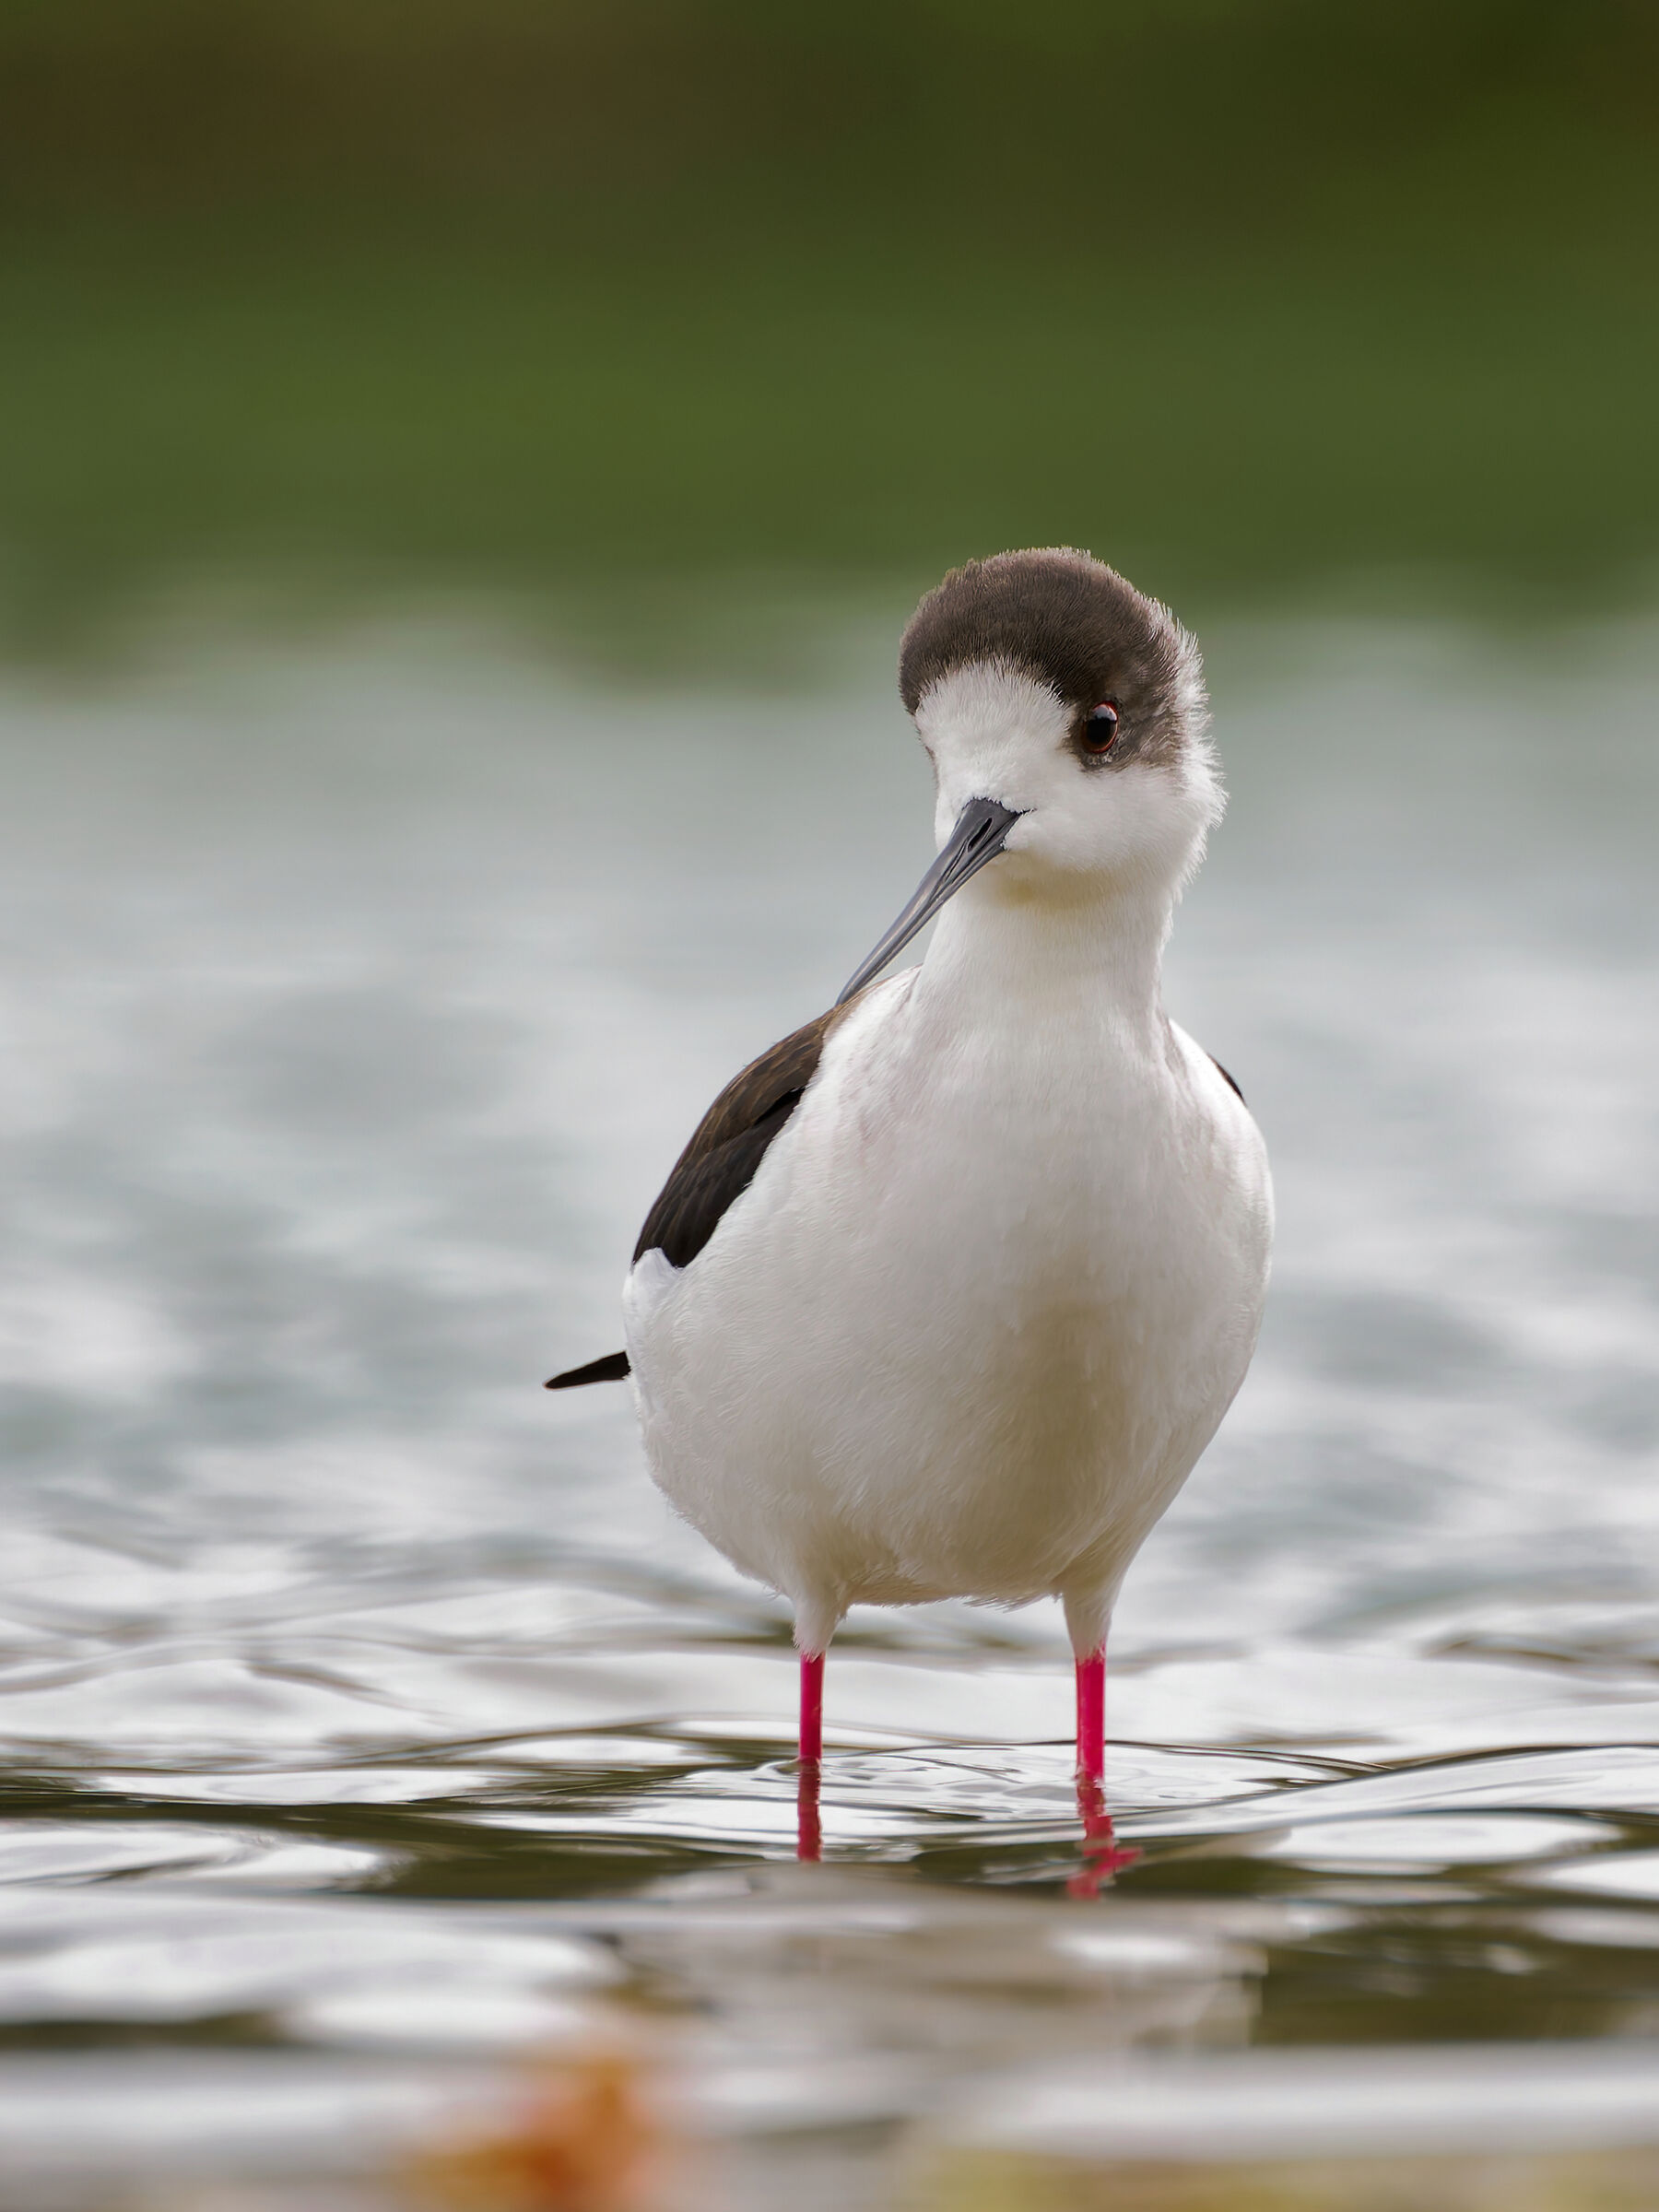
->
[[1, 608, 1656, 2206]]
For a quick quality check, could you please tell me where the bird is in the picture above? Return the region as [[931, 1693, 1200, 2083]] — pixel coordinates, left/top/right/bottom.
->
[[548, 547, 1272, 1858]]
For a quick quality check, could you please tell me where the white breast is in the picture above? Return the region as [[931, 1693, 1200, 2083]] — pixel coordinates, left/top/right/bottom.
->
[[623, 893, 1272, 1658]]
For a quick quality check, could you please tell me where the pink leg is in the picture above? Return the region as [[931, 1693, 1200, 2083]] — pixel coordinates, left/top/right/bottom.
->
[[799, 1649, 824, 1765], [1068, 1647, 1139, 1893], [1075, 1647, 1104, 1783], [796, 1650, 824, 1864]]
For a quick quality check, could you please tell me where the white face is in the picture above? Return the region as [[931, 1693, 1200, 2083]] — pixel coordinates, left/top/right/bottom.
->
[[913, 660, 1223, 904]]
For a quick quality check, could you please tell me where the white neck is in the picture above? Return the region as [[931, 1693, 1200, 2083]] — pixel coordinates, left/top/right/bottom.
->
[[911, 871, 1174, 1042]]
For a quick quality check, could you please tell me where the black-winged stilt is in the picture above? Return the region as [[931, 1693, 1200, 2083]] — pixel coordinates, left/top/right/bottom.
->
[[550, 548, 1272, 1864]]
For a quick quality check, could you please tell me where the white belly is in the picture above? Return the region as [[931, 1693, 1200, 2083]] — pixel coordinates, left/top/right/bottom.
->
[[623, 967, 1272, 1654]]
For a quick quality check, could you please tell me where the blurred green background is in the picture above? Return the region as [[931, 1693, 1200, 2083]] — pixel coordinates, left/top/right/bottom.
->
[[1, 0, 1656, 659]]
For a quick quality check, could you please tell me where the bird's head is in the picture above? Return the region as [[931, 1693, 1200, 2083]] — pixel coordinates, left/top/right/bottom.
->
[[840, 548, 1221, 1003]]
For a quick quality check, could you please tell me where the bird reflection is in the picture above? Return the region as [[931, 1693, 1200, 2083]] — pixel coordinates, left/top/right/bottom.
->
[[794, 1756, 1139, 1886]]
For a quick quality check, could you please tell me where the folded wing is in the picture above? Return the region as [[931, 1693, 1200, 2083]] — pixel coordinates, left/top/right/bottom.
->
[[633, 1006, 839, 1267], [545, 1001, 844, 1388]]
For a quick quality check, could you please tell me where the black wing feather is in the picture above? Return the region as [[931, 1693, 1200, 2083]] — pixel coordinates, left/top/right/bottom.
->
[[634, 1006, 840, 1269]]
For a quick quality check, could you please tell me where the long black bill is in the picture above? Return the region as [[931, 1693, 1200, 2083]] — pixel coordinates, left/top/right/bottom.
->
[[837, 796, 1023, 1006]]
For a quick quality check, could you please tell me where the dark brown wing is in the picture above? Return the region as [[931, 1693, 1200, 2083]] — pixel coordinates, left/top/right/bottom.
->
[[545, 1001, 850, 1385], [633, 1006, 840, 1269]]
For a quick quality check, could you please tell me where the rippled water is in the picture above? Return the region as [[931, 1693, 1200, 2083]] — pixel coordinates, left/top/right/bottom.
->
[[2, 607, 1657, 2207]]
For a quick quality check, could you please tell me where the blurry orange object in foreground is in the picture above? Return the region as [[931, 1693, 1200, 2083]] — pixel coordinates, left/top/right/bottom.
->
[[409, 2047, 674, 2212]]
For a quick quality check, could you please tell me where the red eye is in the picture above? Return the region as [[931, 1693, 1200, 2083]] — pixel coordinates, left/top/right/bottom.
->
[[1083, 701, 1119, 753]]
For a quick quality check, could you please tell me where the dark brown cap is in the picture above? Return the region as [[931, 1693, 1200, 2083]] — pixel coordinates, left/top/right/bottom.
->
[[900, 547, 1198, 767]]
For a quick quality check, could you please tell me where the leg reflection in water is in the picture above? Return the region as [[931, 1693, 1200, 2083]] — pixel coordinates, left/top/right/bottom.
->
[[795, 1760, 1137, 1881], [1067, 1772, 1141, 1897], [796, 1758, 821, 1863]]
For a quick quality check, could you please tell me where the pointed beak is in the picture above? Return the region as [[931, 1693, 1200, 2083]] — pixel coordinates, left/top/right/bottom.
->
[[837, 796, 1023, 1006]]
